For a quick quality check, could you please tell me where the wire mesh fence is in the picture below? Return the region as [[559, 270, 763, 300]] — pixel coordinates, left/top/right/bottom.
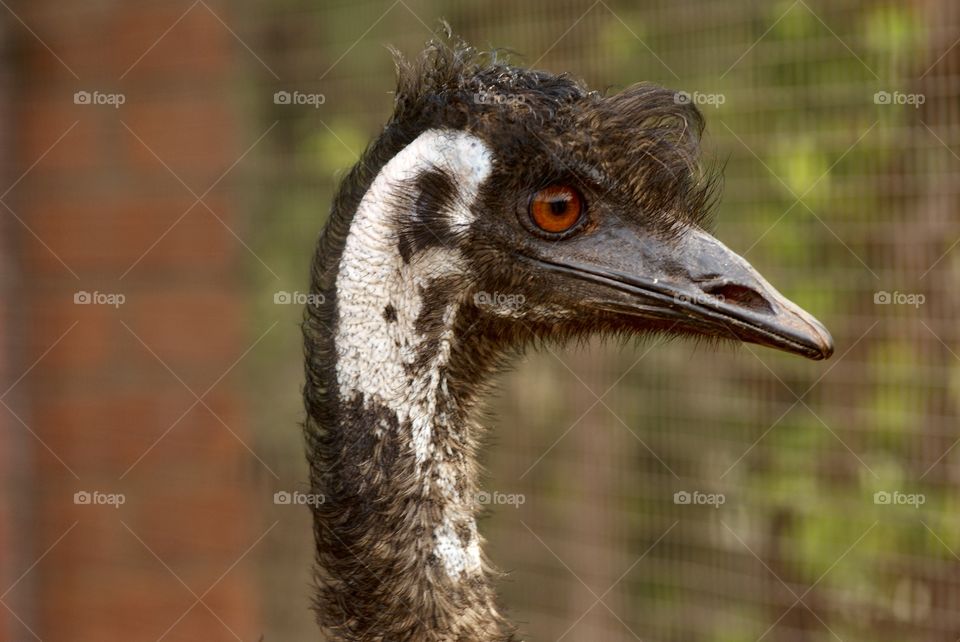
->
[[246, 1, 960, 640]]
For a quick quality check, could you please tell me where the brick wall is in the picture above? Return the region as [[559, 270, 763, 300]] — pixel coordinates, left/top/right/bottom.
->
[[4, 2, 263, 640]]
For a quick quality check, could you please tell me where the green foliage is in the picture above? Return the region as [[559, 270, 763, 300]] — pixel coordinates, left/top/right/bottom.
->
[[306, 121, 365, 175], [864, 5, 927, 57]]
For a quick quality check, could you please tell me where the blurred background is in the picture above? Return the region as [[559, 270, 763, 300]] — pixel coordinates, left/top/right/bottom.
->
[[2, 0, 959, 640]]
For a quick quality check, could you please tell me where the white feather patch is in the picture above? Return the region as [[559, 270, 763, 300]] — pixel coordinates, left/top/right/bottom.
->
[[334, 129, 492, 579], [434, 517, 482, 578], [335, 129, 492, 419]]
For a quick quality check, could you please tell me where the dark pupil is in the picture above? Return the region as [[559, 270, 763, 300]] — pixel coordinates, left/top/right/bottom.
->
[[548, 197, 569, 216]]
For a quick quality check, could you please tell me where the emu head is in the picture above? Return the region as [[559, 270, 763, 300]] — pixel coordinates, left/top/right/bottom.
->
[[305, 37, 835, 640], [354, 41, 833, 363]]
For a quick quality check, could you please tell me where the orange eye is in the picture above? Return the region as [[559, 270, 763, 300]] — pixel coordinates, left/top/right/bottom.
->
[[529, 185, 584, 234]]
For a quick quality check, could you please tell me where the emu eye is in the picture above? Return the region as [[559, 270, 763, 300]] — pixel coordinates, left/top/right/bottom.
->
[[529, 185, 584, 234]]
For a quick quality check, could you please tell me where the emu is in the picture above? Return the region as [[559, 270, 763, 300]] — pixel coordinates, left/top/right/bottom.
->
[[302, 36, 833, 641]]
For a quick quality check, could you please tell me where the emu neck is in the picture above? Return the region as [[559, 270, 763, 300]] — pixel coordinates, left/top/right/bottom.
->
[[335, 241, 483, 577], [308, 130, 512, 640]]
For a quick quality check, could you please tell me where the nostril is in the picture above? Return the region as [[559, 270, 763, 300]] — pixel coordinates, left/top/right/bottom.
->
[[702, 283, 774, 314]]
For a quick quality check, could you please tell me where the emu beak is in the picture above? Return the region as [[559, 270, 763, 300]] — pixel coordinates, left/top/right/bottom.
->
[[528, 226, 834, 360]]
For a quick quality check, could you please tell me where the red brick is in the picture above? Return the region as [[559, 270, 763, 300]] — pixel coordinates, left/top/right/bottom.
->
[[129, 482, 260, 564], [30, 389, 249, 474], [165, 604, 255, 642], [29, 386, 199, 472], [13, 9, 86, 84], [17, 101, 97, 172], [29, 472, 260, 641], [196, 576, 260, 637], [39, 568, 196, 642], [108, 3, 233, 79], [21, 193, 236, 275], [121, 97, 237, 176], [135, 392, 252, 468], [122, 287, 245, 377], [13, 1, 261, 637], [17, 3, 232, 83], [36, 506, 132, 567], [28, 294, 115, 371]]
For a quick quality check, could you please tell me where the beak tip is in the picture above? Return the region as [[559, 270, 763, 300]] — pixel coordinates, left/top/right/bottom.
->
[[812, 343, 834, 361], [802, 318, 834, 361], [816, 336, 835, 361]]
